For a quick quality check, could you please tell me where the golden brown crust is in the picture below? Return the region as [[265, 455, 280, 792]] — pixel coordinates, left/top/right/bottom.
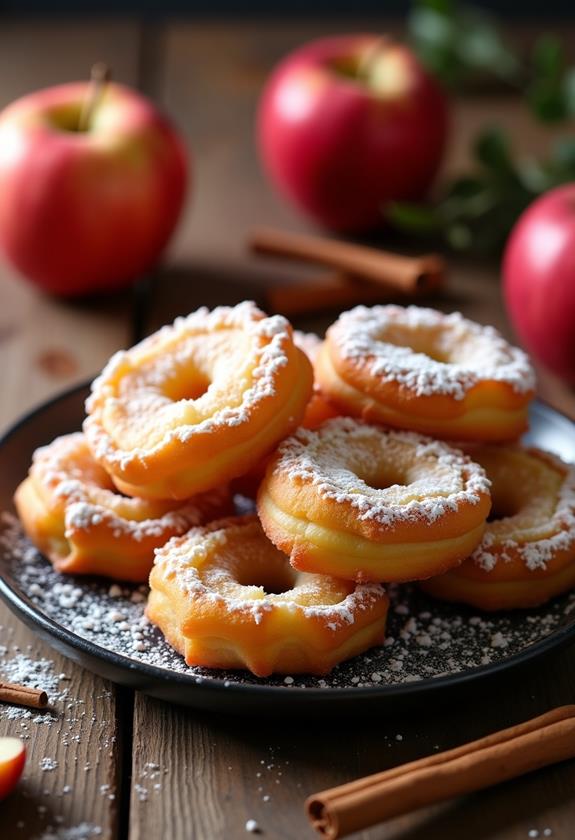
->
[[146, 515, 389, 676], [84, 303, 314, 499], [315, 306, 535, 442], [422, 561, 575, 611], [14, 433, 231, 582], [420, 445, 575, 609], [257, 419, 491, 582]]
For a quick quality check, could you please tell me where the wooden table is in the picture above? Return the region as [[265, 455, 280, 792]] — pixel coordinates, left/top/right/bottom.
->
[[1, 17, 575, 840]]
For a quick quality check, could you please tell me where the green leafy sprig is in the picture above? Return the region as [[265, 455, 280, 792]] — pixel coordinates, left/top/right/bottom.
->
[[390, 0, 575, 254]]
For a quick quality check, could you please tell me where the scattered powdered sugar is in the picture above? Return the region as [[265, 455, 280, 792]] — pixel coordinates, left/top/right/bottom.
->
[[329, 305, 536, 399], [35, 824, 102, 840], [83, 301, 299, 472], [0, 620, 110, 838], [270, 418, 490, 527], [0, 647, 69, 725], [252, 744, 290, 807], [40, 757, 59, 772], [472, 450, 575, 572], [3, 512, 575, 692], [132, 760, 168, 803]]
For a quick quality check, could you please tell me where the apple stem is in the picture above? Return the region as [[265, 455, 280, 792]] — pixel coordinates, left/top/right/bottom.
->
[[78, 62, 111, 132], [357, 37, 391, 83]]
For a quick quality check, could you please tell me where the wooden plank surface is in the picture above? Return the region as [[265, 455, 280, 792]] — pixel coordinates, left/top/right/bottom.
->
[[0, 622, 124, 840], [128, 659, 575, 840], [0, 20, 140, 840]]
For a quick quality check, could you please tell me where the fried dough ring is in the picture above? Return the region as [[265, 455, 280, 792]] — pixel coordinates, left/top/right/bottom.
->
[[84, 302, 313, 500], [421, 445, 575, 610], [316, 305, 535, 442], [14, 433, 230, 582], [257, 418, 491, 583], [146, 515, 389, 676]]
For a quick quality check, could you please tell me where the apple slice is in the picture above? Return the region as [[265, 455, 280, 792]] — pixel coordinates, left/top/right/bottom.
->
[[0, 737, 26, 800]]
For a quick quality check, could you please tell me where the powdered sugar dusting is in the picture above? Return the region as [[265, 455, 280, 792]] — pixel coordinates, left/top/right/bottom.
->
[[330, 305, 535, 399], [153, 516, 385, 627], [36, 824, 103, 840], [271, 418, 490, 526], [21, 433, 230, 571], [83, 302, 298, 470], [472, 449, 575, 572], [0, 651, 65, 725], [3, 511, 575, 691]]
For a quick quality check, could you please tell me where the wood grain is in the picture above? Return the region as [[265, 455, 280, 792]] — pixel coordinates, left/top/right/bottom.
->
[[0, 20, 140, 839], [129, 657, 575, 840], [0, 620, 123, 839]]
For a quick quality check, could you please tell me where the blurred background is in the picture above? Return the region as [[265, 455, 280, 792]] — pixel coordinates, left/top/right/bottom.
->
[[2, 0, 575, 429]]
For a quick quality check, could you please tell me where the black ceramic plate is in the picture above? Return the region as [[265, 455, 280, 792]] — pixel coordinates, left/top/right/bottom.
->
[[1, 383, 575, 715]]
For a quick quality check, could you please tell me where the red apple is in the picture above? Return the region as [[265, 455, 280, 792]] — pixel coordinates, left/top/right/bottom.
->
[[0, 737, 26, 800], [0, 79, 188, 296], [258, 34, 449, 232], [503, 184, 575, 385]]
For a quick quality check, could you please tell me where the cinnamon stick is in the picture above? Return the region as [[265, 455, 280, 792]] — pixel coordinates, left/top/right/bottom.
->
[[265, 272, 387, 316], [249, 227, 446, 295], [0, 681, 48, 710], [306, 705, 575, 839]]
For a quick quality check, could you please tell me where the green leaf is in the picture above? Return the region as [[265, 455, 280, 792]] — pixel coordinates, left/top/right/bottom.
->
[[446, 223, 472, 250], [387, 202, 441, 233], [443, 188, 499, 222], [532, 34, 565, 79], [527, 35, 570, 123], [408, 1, 521, 88], [414, 0, 456, 14], [444, 176, 485, 200], [396, 8, 575, 255], [473, 127, 519, 183], [411, 3, 454, 32], [519, 158, 556, 193], [409, 7, 455, 51], [519, 137, 575, 194], [527, 83, 568, 123], [552, 136, 575, 170], [563, 67, 575, 116], [409, 7, 464, 87], [458, 11, 520, 80]]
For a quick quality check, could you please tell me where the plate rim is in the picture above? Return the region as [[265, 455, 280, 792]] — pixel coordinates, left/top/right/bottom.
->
[[1, 380, 575, 704]]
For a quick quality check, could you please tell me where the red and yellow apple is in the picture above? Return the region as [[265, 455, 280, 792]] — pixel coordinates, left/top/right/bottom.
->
[[0, 737, 26, 800], [0, 80, 188, 296], [258, 35, 449, 232], [503, 184, 575, 385]]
